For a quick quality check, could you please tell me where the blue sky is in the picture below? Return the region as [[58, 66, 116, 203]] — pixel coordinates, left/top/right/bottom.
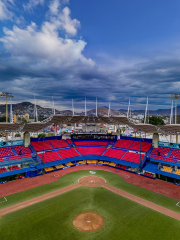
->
[[0, 0, 180, 111]]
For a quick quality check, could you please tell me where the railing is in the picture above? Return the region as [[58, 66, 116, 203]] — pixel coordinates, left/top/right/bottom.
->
[[0, 140, 24, 148], [159, 141, 180, 149]]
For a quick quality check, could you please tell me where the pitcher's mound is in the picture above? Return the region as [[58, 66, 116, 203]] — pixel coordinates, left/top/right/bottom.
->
[[73, 212, 104, 232]]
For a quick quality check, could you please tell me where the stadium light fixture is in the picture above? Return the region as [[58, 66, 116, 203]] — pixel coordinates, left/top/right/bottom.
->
[[169, 94, 180, 143], [169, 94, 180, 124], [0, 92, 14, 123]]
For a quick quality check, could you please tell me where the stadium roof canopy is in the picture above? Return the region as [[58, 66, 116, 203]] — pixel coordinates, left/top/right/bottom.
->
[[133, 124, 158, 133], [50, 115, 132, 125], [0, 123, 22, 132], [0, 115, 177, 135], [158, 124, 180, 134], [23, 122, 52, 132]]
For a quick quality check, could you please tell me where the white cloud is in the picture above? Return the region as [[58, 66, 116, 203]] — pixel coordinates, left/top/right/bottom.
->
[[0, 15, 94, 68], [59, 7, 80, 35], [49, 0, 60, 15], [49, 0, 80, 36], [0, 0, 13, 20], [23, 0, 44, 11]]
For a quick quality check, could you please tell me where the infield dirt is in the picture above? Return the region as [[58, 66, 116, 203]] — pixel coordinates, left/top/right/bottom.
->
[[73, 212, 104, 232], [1, 176, 180, 222]]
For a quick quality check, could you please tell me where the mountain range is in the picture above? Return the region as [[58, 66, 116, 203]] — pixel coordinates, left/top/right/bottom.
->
[[0, 102, 177, 116]]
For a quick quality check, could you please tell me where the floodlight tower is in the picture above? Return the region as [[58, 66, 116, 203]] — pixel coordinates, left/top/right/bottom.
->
[[0, 92, 14, 122], [169, 94, 180, 124], [169, 94, 180, 143]]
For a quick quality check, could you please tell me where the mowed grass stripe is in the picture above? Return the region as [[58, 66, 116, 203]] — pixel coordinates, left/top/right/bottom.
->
[[0, 187, 180, 240], [0, 170, 179, 213]]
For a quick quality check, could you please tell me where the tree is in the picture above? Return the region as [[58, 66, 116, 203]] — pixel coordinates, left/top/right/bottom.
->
[[38, 133, 46, 138], [48, 133, 55, 137], [146, 116, 165, 125], [21, 117, 28, 123], [0, 116, 9, 122], [122, 127, 126, 132], [38, 117, 45, 121], [116, 128, 121, 133], [15, 133, 21, 137]]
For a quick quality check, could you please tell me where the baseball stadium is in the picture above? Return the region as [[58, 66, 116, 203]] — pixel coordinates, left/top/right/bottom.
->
[[1, 115, 180, 240]]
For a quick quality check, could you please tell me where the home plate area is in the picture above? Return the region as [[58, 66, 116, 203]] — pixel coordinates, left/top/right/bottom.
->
[[78, 176, 106, 187]]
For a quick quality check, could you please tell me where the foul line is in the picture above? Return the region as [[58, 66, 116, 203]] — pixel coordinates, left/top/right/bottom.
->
[[1, 177, 180, 222], [0, 197, 7, 204]]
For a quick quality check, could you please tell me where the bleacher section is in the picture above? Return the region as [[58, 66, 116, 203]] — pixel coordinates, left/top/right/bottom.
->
[[9, 165, 20, 171], [13, 146, 32, 155], [150, 147, 177, 163], [103, 148, 125, 159], [50, 139, 69, 149], [77, 147, 106, 155], [122, 152, 144, 164], [119, 164, 126, 169], [7, 136, 180, 185], [6, 154, 32, 161], [66, 139, 73, 145], [38, 151, 60, 163], [57, 148, 79, 159], [101, 161, 109, 165], [55, 164, 64, 169], [0, 145, 32, 161], [169, 149, 180, 161], [130, 141, 152, 152], [108, 162, 116, 167], [114, 139, 133, 149], [65, 162, 73, 167], [175, 169, 180, 175], [87, 160, 98, 164], [74, 141, 108, 146], [163, 166, 173, 173], [0, 167, 7, 173], [44, 167, 54, 172], [31, 141, 53, 151], [77, 160, 86, 164], [0, 147, 14, 157]]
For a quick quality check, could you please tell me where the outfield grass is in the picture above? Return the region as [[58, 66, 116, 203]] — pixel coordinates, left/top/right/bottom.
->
[[0, 170, 180, 213], [0, 186, 180, 240]]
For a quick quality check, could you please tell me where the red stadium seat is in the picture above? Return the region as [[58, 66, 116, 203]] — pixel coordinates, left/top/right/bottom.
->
[[130, 141, 152, 152], [31, 141, 53, 151], [77, 147, 106, 155], [0, 167, 7, 173], [38, 151, 61, 163], [122, 151, 144, 164], [0, 147, 14, 157], [114, 139, 133, 149], [13, 146, 32, 155], [66, 139, 73, 145], [103, 148, 125, 159], [50, 139, 69, 149], [150, 147, 176, 163], [74, 141, 108, 146], [57, 148, 79, 159]]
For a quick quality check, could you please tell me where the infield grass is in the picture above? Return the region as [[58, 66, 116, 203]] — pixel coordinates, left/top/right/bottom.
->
[[0, 186, 180, 240]]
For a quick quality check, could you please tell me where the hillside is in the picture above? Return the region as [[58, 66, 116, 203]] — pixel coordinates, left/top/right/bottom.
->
[[0, 101, 178, 117]]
